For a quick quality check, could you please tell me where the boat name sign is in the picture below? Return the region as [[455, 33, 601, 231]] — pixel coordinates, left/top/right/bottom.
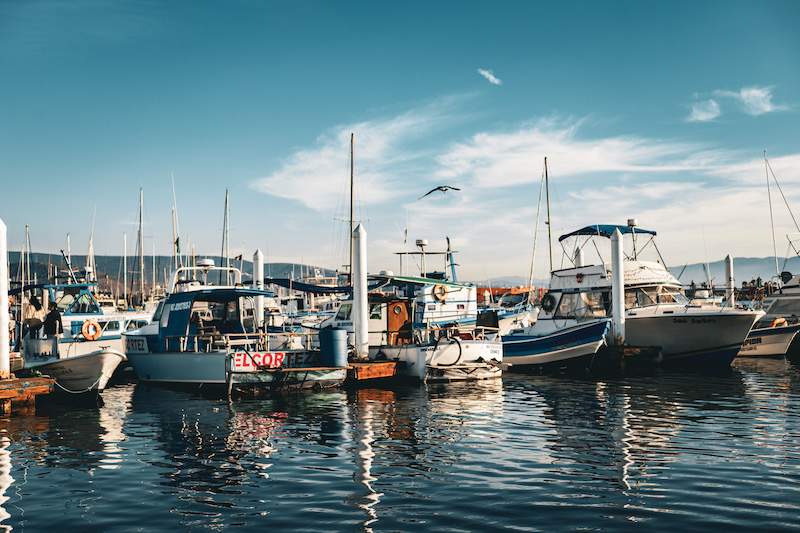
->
[[126, 336, 149, 353], [233, 351, 316, 372]]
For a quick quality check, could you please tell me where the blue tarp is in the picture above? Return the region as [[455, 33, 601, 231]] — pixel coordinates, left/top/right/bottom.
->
[[558, 225, 657, 242]]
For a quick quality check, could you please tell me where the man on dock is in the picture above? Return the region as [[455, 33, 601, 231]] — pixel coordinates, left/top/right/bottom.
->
[[43, 302, 63, 338]]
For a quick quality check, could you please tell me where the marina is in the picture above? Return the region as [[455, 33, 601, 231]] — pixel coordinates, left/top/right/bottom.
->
[[2, 1, 799, 529]]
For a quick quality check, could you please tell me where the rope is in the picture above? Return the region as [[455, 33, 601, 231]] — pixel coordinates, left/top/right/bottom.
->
[[52, 373, 104, 394]]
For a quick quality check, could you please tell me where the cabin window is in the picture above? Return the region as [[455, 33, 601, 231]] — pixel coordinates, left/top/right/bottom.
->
[[369, 304, 382, 320], [69, 293, 100, 314], [555, 291, 609, 319], [625, 287, 657, 307], [103, 321, 120, 331], [335, 303, 352, 321]]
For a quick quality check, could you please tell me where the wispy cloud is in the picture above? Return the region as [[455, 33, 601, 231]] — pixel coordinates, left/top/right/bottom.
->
[[687, 86, 788, 121], [714, 86, 788, 115], [477, 69, 502, 85], [688, 99, 721, 122], [249, 100, 800, 279], [249, 98, 465, 211]]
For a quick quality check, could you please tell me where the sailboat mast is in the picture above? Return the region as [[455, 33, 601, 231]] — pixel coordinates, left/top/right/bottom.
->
[[766, 151, 780, 280], [138, 187, 145, 304], [544, 157, 553, 272], [220, 189, 230, 284], [349, 133, 354, 286]]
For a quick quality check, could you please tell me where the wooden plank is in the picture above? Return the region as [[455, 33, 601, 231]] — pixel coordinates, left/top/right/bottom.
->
[[348, 362, 399, 381]]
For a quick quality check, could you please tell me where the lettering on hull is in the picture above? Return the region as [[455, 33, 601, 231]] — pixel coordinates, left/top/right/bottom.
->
[[233, 351, 318, 372]]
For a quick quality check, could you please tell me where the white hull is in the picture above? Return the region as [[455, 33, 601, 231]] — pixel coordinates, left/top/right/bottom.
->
[[23, 349, 124, 393], [737, 324, 800, 357], [372, 339, 503, 382], [624, 307, 761, 363]]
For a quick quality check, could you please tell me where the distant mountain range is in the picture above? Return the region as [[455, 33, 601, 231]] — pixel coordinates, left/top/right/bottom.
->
[[468, 256, 800, 289], [9, 252, 800, 290]]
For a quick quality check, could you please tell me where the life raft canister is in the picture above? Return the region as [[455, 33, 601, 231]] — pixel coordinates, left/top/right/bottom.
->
[[81, 319, 101, 341]]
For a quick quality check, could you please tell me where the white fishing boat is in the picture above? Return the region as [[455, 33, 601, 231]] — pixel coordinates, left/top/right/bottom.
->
[[318, 274, 503, 382], [543, 222, 763, 366], [20, 337, 125, 394], [737, 271, 800, 356], [124, 263, 347, 393]]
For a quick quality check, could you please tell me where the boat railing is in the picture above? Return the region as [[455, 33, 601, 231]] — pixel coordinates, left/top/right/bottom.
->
[[165, 329, 316, 353]]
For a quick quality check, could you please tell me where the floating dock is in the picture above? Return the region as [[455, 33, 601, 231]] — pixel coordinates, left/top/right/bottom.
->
[[0, 376, 55, 413]]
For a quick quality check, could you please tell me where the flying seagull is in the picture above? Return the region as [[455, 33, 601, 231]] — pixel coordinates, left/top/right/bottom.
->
[[418, 185, 460, 200]]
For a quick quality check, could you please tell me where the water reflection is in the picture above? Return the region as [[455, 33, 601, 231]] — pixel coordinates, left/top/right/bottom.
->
[[0, 363, 798, 530]]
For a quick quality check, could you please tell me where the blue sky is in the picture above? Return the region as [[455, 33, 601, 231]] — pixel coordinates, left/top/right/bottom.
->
[[2, 0, 799, 282]]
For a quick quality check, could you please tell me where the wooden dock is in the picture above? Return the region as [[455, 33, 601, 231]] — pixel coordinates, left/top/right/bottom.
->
[[347, 361, 401, 383], [0, 376, 55, 413]]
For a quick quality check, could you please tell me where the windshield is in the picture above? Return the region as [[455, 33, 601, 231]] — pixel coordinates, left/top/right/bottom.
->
[[625, 285, 688, 308]]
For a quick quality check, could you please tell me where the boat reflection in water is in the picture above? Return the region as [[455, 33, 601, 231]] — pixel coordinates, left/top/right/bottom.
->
[[1, 365, 800, 530]]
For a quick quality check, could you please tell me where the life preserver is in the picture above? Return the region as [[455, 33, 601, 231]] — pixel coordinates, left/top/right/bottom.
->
[[433, 285, 447, 301], [541, 293, 557, 314], [771, 317, 787, 328], [81, 319, 101, 341]]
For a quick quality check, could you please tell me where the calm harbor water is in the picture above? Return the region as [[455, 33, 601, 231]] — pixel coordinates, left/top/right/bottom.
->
[[2, 358, 800, 532]]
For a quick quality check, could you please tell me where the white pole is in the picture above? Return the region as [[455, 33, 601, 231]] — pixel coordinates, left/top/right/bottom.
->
[[253, 249, 264, 330], [353, 224, 369, 360], [725, 255, 735, 307], [611, 229, 625, 345], [0, 219, 10, 378], [574, 247, 584, 268]]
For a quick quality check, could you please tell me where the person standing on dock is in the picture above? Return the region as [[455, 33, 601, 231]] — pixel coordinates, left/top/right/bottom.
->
[[43, 302, 62, 338]]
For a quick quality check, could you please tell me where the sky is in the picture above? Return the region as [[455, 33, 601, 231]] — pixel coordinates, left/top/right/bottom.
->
[[2, 0, 799, 283]]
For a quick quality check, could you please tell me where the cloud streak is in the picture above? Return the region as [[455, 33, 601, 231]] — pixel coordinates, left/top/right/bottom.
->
[[478, 69, 502, 85], [688, 86, 788, 121]]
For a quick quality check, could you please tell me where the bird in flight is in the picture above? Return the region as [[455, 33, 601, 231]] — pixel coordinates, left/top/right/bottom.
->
[[418, 185, 460, 199]]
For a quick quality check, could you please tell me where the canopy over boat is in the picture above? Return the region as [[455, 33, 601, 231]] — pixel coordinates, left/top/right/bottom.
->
[[558, 225, 657, 242]]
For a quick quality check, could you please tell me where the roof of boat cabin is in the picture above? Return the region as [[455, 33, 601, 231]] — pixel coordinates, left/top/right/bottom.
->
[[370, 274, 467, 287], [558, 225, 657, 242]]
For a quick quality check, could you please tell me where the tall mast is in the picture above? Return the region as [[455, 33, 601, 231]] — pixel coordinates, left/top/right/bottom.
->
[[220, 189, 230, 284], [138, 187, 145, 304], [123, 233, 127, 307], [349, 133, 354, 286], [171, 172, 182, 269], [766, 151, 780, 280], [544, 157, 553, 272]]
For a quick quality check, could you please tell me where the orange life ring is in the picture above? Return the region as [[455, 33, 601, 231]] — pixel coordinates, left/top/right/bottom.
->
[[81, 319, 101, 341], [433, 284, 447, 301], [771, 317, 787, 328]]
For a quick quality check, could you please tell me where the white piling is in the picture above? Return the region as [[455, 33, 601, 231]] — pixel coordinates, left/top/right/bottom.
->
[[574, 247, 584, 268], [352, 224, 369, 360], [611, 229, 625, 346], [725, 255, 734, 307], [0, 219, 10, 378], [253, 249, 264, 330]]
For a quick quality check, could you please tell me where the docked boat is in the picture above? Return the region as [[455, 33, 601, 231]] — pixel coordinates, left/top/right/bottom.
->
[[20, 337, 125, 394], [737, 271, 800, 356], [502, 319, 611, 369], [316, 274, 504, 382], [123, 263, 347, 393], [543, 223, 763, 366]]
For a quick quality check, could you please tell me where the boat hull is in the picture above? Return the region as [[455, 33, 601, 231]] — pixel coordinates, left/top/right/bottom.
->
[[22, 349, 125, 393], [502, 320, 610, 368], [127, 350, 346, 391], [625, 310, 760, 365], [737, 323, 800, 357], [372, 339, 502, 382]]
